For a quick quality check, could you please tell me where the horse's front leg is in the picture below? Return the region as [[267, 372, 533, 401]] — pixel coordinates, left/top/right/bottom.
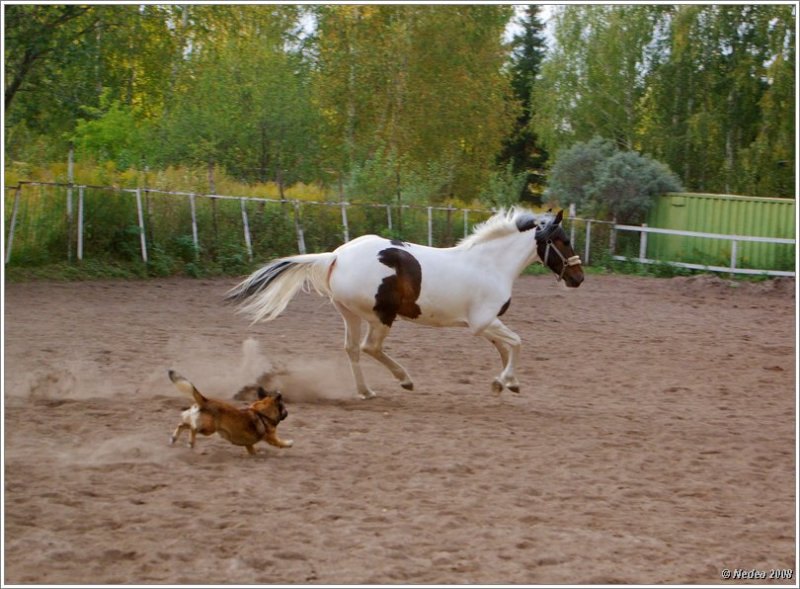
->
[[481, 319, 521, 393]]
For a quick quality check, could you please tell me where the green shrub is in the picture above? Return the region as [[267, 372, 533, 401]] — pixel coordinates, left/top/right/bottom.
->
[[547, 137, 682, 223]]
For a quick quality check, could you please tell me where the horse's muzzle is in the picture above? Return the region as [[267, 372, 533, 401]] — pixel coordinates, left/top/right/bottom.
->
[[565, 273, 584, 288], [563, 260, 584, 287]]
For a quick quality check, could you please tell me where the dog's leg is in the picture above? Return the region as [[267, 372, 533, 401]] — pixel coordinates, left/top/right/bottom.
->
[[170, 423, 190, 446], [264, 430, 294, 448], [189, 428, 197, 448], [245, 445, 257, 455]]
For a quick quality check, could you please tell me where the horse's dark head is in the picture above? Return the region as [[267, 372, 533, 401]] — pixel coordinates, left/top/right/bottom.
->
[[535, 210, 584, 288]]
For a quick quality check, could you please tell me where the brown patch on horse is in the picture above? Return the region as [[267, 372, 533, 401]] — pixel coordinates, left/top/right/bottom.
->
[[373, 247, 422, 326], [498, 298, 511, 317]]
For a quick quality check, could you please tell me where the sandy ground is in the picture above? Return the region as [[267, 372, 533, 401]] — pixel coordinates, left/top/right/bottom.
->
[[3, 273, 796, 585]]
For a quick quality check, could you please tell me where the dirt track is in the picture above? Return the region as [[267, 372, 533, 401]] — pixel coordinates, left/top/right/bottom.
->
[[3, 273, 796, 584]]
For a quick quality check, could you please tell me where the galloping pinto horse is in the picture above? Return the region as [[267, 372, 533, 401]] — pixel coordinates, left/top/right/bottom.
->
[[227, 208, 584, 399]]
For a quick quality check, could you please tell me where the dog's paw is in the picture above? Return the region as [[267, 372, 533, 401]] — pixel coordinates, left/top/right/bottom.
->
[[282, 439, 294, 448], [169, 436, 176, 446]]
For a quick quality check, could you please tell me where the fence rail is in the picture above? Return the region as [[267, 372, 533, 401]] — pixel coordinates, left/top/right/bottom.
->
[[611, 223, 795, 277], [4, 181, 795, 278], [4, 181, 496, 267]]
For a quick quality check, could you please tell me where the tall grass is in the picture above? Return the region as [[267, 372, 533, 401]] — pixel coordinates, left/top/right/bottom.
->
[[4, 161, 496, 279]]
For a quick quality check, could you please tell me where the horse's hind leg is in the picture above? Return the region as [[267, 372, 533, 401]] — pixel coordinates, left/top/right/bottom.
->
[[482, 319, 521, 393], [362, 322, 414, 391], [334, 302, 376, 399]]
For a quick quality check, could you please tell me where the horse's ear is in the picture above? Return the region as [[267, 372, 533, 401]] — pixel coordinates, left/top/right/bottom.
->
[[515, 214, 536, 232], [555, 209, 564, 224]]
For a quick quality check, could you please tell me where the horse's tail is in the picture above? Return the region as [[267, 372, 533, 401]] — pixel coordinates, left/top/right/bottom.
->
[[225, 252, 336, 323]]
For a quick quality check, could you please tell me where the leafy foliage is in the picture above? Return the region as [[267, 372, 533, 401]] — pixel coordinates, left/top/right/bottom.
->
[[545, 137, 617, 212], [4, 4, 795, 207], [547, 138, 682, 223], [313, 5, 516, 201], [479, 162, 529, 209], [497, 6, 550, 202], [532, 4, 795, 197], [72, 91, 153, 169], [587, 150, 683, 222]]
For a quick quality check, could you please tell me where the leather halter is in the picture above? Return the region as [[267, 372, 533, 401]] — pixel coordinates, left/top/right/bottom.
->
[[543, 240, 582, 282], [537, 221, 582, 282]]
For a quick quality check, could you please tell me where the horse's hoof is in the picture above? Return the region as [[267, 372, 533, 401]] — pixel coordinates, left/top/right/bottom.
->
[[359, 390, 377, 400], [401, 381, 414, 391], [491, 379, 504, 394], [508, 385, 520, 394]]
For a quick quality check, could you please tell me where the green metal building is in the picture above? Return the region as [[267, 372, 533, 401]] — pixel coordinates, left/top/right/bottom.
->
[[646, 192, 796, 272]]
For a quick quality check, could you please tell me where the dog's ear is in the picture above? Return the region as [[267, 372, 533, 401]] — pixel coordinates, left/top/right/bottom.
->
[[256, 386, 268, 400]]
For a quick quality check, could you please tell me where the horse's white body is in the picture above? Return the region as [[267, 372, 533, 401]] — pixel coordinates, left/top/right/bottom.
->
[[228, 208, 568, 399], [331, 231, 534, 331]]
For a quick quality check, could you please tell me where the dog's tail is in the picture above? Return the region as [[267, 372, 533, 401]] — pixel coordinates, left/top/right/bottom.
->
[[225, 252, 336, 324], [168, 370, 208, 407]]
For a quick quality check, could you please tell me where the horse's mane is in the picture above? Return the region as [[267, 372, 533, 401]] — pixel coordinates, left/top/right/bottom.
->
[[457, 207, 542, 249]]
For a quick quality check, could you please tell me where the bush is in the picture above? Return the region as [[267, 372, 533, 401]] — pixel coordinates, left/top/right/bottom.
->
[[547, 137, 682, 223], [546, 137, 616, 211], [479, 161, 528, 208], [72, 91, 153, 170], [343, 147, 456, 205], [587, 151, 682, 222]]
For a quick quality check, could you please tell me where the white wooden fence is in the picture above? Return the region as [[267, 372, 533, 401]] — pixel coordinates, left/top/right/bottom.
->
[[610, 223, 795, 277], [4, 181, 795, 278], [4, 181, 489, 263]]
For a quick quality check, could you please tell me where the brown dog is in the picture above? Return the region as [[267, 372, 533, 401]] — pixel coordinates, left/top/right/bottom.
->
[[168, 369, 293, 455]]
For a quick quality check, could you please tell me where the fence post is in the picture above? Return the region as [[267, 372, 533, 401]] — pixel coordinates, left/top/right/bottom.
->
[[730, 240, 738, 271], [386, 205, 392, 231], [639, 223, 648, 261], [189, 193, 199, 259], [135, 187, 148, 263], [341, 201, 350, 243], [77, 186, 84, 261], [445, 207, 453, 245], [584, 220, 592, 265], [427, 206, 433, 246], [5, 185, 21, 264], [144, 189, 154, 247], [293, 201, 306, 254], [569, 203, 576, 246], [463, 209, 469, 238], [609, 217, 618, 256], [241, 198, 253, 261], [67, 147, 74, 261]]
